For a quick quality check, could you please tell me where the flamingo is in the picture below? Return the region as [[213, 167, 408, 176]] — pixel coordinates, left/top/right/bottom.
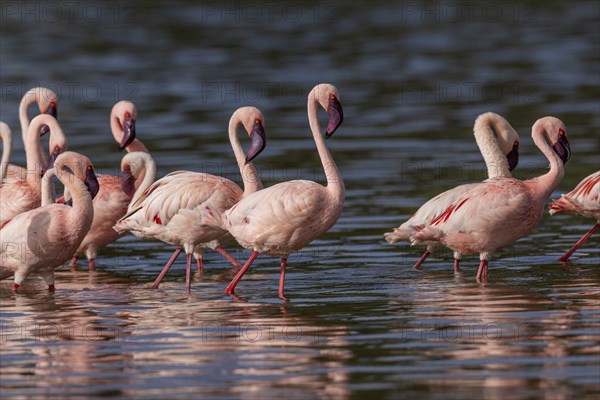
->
[[384, 112, 520, 271], [1, 121, 13, 182], [203, 83, 345, 300], [548, 171, 600, 261], [412, 116, 571, 281], [0, 114, 67, 226], [0, 151, 99, 292], [67, 101, 151, 270], [6, 87, 58, 182], [114, 106, 267, 292]]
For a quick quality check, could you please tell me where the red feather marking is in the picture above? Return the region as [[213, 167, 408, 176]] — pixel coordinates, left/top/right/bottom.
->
[[431, 198, 469, 226], [0, 220, 11, 230], [573, 175, 600, 198], [56, 196, 65, 204], [153, 214, 162, 225]]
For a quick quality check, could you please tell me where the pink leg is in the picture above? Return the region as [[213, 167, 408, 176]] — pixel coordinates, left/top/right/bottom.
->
[[413, 251, 430, 269], [12, 283, 19, 293], [151, 248, 182, 289], [453, 258, 460, 273], [185, 253, 192, 294], [225, 251, 260, 295], [196, 257, 203, 272], [215, 245, 242, 268], [69, 256, 78, 267], [559, 223, 599, 262], [279, 257, 288, 301], [89, 258, 95, 272], [476, 260, 488, 281], [48, 284, 55, 292]]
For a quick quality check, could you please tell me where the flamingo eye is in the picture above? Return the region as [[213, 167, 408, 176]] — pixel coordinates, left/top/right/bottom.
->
[[87, 165, 93, 171], [329, 94, 336, 101], [54, 145, 60, 151], [255, 118, 261, 125], [559, 128, 566, 136], [125, 111, 131, 118]]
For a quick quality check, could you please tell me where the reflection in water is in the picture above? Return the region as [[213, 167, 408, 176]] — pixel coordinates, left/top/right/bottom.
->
[[1, 1, 599, 398]]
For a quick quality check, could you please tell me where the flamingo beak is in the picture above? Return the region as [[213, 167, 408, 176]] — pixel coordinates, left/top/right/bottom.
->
[[39, 102, 57, 136], [121, 166, 136, 198], [119, 114, 136, 150], [86, 167, 100, 200], [47, 145, 62, 170], [245, 121, 266, 164], [325, 97, 344, 139], [506, 141, 519, 172], [552, 132, 571, 165]]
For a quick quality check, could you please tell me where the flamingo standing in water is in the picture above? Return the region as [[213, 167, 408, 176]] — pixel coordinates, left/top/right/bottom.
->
[[203, 83, 345, 300], [6, 87, 59, 182], [114, 106, 267, 292], [385, 112, 520, 271], [67, 101, 152, 270], [412, 116, 571, 281], [548, 171, 600, 261], [0, 152, 99, 292], [0, 114, 67, 226]]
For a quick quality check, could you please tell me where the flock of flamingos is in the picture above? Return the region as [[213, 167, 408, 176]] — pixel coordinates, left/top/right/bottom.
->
[[0, 84, 598, 300]]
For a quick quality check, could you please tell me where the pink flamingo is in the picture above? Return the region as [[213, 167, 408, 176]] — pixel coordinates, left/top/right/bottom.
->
[[548, 171, 600, 261], [0, 114, 67, 226], [412, 116, 571, 281], [6, 87, 58, 182], [1, 122, 13, 182], [67, 101, 151, 270], [385, 112, 520, 271], [114, 106, 267, 292], [0, 152, 99, 292], [203, 83, 345, 300]]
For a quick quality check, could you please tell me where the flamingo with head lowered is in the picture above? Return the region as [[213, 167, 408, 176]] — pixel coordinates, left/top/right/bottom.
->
[[67, 101, 154, 271], [549, 171, 599, 261], [412, 116, 571, 281], [114, 106, 267, 293], [203, 83, 345, 300], [0, 114, 67, 226], [385, 112, 520, 271], [0, 151, 99, 292]]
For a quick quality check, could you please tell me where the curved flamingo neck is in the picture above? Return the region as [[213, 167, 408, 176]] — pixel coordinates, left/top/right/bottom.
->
[[473, 114, 513, 179], [25, 116, 53, 182], [126, 139, 149, 153], [41, 168, 57, 206], [229, 115, 262, 195], [1, 126, 12, 182], [528, 124, 565, 206], [307, 91, 344, 202], [130, 154, 157, 206], [19, 92, 39, 143]]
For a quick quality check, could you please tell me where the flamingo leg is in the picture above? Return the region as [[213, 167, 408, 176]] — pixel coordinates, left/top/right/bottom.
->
[[279, 257, 288, 301], [69, 256, 78, 267], [48, 284, 55, 292], [215, 245, 242, 268], [476, 260, 488, 281], [225, 251, 260, 295], [151, 248, 182, 289], [453, 258, 460, 272], [185, 253, 192, 294], [89, 258, 95, 272], [413, 251, 430, 269], [196, 257, 203, 272], [12, 283, 19, 293], [559, 223, 600, 262]]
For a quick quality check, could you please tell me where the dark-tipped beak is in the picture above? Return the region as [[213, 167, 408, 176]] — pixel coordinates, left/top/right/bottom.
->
[[40, 102, 58, 136], [552, 134, 571, 165], [325, 98, 344, 139], [245, 122, 266, 164], [119, 115, 136, 150], [506, 141, 519, 172], [86, 167, 101, 200], [47, 145, 61, 170], [121, 167, 136, 198]]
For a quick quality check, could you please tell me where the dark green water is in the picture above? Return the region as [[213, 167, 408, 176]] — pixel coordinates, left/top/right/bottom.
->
[[1, 1, 599, 398]]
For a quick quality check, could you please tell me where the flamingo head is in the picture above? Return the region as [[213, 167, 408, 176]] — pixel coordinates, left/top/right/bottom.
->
[[239, 107, 266, 164], [506, 140, 519, 171], [112, 101, 138, 150], [312, 84, 344, 138], [39, 100, 58, 137], [47, 127, 68, 170], [552, 128, 571, 165], [120, 164, 136, 198], [54, 152, 101, 200], [24, 87, 58, 136]]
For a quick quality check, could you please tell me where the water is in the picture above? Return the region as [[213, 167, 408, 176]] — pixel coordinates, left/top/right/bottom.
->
[[1, 1, 599, 398]]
